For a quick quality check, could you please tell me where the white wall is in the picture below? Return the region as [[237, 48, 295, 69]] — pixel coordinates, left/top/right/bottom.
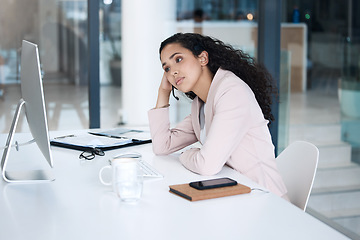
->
[[122, 0, 177, 125]]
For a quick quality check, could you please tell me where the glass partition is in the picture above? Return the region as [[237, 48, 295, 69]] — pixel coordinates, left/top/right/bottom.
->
[[340, 37, 360, 163], [0, 0, 90, 133], [282, 1, 360, 238], [0, 0, 120, 132]]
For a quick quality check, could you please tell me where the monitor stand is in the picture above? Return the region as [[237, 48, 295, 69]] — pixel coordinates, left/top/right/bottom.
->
[[1, 99, 54, 183]]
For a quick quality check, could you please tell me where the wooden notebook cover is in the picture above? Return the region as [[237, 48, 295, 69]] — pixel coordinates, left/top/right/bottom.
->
[[169, 183, 251, 201]]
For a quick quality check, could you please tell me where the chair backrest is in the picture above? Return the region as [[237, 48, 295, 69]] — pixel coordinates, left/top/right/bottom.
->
[[276, 141, 319, 211]]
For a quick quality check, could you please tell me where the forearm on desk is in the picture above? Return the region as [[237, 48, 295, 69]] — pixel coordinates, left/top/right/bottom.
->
[[148, 107, 197, 155]]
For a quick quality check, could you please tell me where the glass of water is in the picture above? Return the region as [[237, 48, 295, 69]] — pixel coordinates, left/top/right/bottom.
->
[[99, 157, 143, 202], [114, 158, 143, 202]]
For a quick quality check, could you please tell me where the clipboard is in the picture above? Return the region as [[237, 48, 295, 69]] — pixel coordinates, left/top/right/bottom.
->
[[50, 131, 151, 153]]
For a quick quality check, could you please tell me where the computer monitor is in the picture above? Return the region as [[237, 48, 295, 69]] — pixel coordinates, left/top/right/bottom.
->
[[1, 40, 54, 183]]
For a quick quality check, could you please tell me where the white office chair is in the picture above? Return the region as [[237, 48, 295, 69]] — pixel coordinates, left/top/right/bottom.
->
[[276, 141, 319, 211]]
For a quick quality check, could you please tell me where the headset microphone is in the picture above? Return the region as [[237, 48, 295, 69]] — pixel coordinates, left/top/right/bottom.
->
[[172, 86, 179, 101]]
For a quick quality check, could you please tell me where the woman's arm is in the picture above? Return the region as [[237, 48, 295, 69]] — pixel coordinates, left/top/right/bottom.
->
[[148, 108, 198, 155], [149, 73, 198, 155]]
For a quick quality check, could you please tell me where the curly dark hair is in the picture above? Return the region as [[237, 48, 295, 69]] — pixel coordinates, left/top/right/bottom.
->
[[159, 32, 277, 125]]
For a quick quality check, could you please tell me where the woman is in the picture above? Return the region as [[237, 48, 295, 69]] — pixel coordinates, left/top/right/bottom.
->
[[148, 33, 287, 198]]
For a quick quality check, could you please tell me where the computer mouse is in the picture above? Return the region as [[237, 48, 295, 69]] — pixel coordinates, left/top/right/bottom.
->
[[113, 151, 141, 159]]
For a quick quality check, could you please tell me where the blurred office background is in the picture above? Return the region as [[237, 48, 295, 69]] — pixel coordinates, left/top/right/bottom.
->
[[0, 0, 360, 238]]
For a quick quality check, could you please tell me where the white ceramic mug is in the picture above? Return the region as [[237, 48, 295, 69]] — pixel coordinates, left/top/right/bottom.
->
[[99, 157, 143, 202]]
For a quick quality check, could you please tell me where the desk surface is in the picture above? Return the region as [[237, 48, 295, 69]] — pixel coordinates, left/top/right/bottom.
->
[[0, 130, 349, 240]]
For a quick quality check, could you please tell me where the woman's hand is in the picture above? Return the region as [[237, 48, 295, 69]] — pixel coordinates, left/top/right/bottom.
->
[[159, 72, 172, 92], [155, 73, 172, 108]]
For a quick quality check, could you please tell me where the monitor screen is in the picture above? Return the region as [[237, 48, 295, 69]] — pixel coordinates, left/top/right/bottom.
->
[[20, 40, 53, 167], [1, 40, 54, 182]]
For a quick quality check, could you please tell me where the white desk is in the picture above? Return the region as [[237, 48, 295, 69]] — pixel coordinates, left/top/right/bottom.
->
[[0, 131, 349, 240]]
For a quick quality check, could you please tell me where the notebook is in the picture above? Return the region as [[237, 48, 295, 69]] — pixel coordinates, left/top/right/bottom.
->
[[169, 183, 251, 201]]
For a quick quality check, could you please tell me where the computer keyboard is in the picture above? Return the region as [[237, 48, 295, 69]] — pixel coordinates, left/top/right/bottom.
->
[[138, 159, 163, 178]]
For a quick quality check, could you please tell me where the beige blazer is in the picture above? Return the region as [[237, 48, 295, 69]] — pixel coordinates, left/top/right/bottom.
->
[[148, 69, 287, 197]]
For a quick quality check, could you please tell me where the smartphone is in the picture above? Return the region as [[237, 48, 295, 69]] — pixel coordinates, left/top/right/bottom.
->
[[189, 177, 237, 190]]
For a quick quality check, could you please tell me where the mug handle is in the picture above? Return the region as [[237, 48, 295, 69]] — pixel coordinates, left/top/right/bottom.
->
[[99, 165, 112, 185]]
